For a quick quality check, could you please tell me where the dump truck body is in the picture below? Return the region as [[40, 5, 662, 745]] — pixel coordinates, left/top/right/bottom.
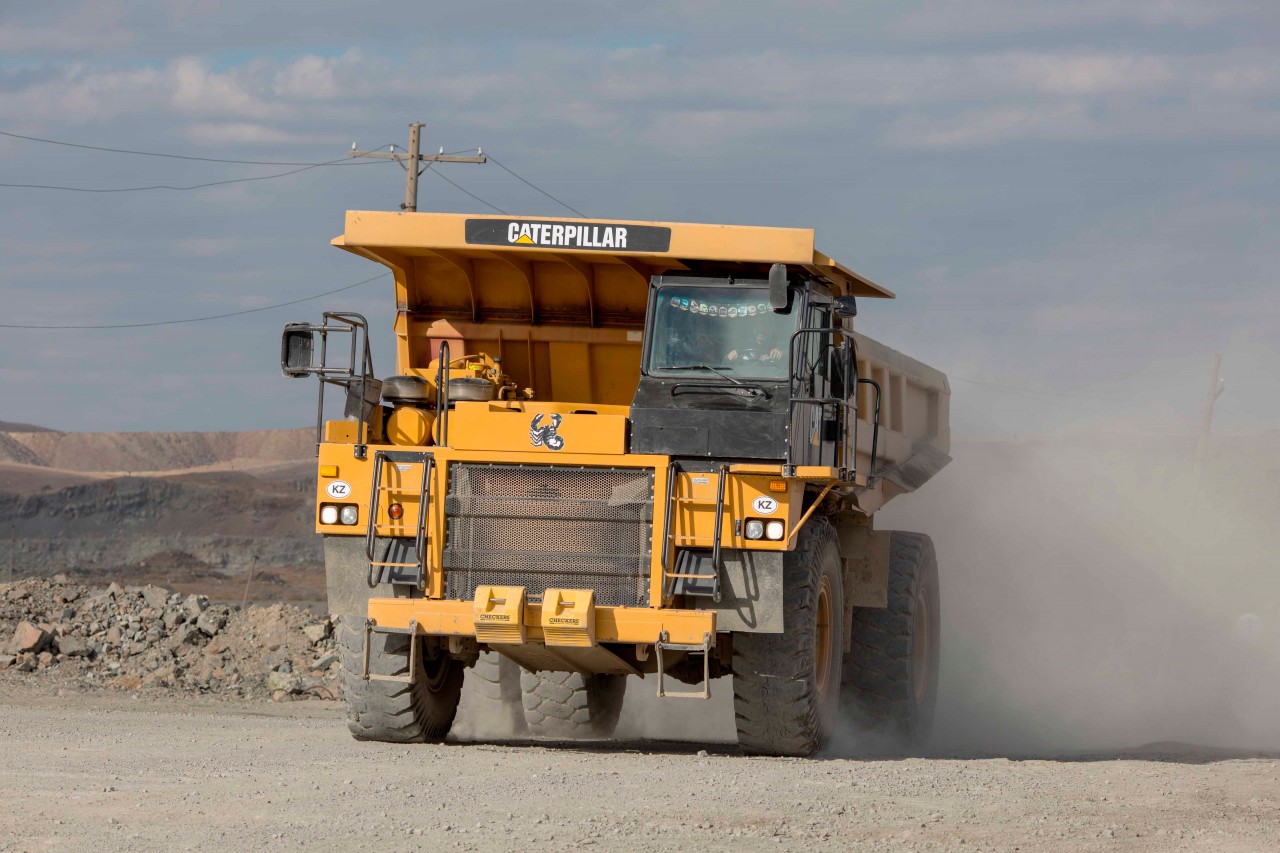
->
[[284, 210, 950, 754]]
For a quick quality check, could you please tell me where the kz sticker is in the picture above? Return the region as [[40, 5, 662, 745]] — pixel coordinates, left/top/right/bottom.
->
[[325, 480, 352, 499], [751, 495, 779, 515]]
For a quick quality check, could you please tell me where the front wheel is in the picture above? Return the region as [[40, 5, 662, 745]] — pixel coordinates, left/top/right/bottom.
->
[[840, 531, 940, 750], [732, 518, 844, 756], [337, 618, 464, 743]]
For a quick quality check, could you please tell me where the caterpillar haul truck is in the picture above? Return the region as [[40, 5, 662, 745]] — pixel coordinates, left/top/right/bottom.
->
[[281, 211, 951, 756]]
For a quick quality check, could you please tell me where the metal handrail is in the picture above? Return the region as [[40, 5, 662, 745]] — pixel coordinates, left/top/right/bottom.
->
[[435, 340, 451, 447], [708, 463, 727, 603], [293, 312, 376, 460], [785, 326, 859, 477], [365, 450, 434, 590], [856, 377, 882, 478], [660, 461, 679, 580]]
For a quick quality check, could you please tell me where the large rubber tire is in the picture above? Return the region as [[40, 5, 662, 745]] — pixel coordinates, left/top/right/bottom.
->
[[732, 518, 844, 757], [520, 670, 627, 738], [841, 531, 940, 750], [463, 652, 527, 736], [337, 617, 464, 743]]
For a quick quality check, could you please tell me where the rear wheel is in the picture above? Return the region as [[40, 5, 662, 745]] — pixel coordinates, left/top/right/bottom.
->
[[461, 652, 527, 736], [732, 518, 844, 756], [337, 617, 464, 743], [520, 670, 627, 738], [841, 531, 940, 750]]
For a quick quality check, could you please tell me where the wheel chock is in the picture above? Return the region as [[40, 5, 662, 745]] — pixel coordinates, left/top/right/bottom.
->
[[541, 589, 596, 648], [472, 586, 527, 645]]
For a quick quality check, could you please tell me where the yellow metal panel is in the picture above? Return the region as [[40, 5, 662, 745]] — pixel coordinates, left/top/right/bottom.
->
[[323, 420, 366, 444], [548, 341, 592, 401], [410, 321, 643, 407], [666, 470, 800, 556], [367, 597, 715, 645], [793, 466, 843, 481], [340, 211, 815, 264], [446, 404, 627, 455]]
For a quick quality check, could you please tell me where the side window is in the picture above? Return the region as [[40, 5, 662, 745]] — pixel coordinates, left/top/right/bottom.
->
[[809, 303, 832, 381]]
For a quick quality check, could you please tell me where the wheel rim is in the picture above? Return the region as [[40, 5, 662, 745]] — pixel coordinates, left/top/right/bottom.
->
[[912, 587, 931, 705], [421, 647, 451, 693], [815, 575, 833, 698]]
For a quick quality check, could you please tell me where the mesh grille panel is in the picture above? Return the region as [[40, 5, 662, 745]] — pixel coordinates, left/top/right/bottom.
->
[[443, 463, 654, 607]]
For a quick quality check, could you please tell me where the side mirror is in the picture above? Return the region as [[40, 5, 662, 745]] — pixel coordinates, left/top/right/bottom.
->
[[768, 263, 790, 312], [834, 296, 858, 318], [280, 324, 316, 377]]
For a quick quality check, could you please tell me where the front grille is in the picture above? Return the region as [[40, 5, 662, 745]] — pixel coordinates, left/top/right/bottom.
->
[[443, 463, 654, 607]]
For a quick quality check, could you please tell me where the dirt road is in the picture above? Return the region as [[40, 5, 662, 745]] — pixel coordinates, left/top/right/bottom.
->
[[1, 684, 1277, 852]]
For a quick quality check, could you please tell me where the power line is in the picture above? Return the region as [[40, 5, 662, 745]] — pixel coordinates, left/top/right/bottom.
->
[[427, 168, 509, 214], [0, 273, 389, 330], [487, 154, 587, 217], [0, 128, 368, 166], [0, 156, 392, 193]]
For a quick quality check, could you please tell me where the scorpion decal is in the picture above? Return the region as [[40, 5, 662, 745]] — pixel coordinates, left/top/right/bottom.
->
[[529, 413, 566, 451]]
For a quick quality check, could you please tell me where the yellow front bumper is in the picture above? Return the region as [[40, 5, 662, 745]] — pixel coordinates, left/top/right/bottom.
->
[[367, 596, 716, 645]]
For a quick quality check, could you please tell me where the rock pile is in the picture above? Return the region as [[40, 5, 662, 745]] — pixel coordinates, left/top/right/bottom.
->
[[0, 576, 340, 701]]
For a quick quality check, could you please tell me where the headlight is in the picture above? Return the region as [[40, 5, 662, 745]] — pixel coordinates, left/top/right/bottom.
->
[[340, 505, 359, 525], [744, 520, 764, 540], [387, 503, 404, 520], [319, 505, 338, 525], [765, 521, 785, 540]]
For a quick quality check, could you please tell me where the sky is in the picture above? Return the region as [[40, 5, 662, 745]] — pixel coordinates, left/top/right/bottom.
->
[[2, 0, 1278, 437]]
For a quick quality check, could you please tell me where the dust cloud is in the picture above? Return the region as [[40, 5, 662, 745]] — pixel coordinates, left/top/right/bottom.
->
[[879, 431, 1280, 755]]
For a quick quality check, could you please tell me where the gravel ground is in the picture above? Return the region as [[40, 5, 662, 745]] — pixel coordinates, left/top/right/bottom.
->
[[1, 683, 1278, 852]]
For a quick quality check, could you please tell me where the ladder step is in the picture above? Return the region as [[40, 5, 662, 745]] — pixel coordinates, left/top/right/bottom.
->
[[655, 630, 712, 700]]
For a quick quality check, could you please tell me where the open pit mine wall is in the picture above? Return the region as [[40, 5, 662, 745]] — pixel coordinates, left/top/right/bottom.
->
[[0, 471, 321, 577]]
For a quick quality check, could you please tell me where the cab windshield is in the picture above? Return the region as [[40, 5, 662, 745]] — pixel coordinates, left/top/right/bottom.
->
[[645, 284, 796, 381]]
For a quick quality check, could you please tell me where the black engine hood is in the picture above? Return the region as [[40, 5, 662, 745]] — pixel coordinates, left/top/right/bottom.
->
[[629, 377, 790, 460]]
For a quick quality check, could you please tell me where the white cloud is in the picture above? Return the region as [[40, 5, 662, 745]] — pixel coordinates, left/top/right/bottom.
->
[[169, 58, 279, 120], [272, 52, 353, 101]]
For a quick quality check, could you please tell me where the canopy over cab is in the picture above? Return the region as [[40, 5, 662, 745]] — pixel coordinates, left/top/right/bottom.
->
[[333, 211, 894, 407]]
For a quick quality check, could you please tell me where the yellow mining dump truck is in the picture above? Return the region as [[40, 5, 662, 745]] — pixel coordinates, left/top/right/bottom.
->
[[281, 211, 950, 756]]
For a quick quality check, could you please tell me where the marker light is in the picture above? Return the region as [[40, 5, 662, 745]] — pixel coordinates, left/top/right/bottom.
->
[[319, 506, 339, 525], [765, 521, 785, 540], [744, 520, 764, 540], [387, 503, 404, 520], [340, 505, 359, 525]]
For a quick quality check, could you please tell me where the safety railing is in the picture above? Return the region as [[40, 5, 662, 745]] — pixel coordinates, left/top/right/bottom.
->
[[281, 311, 377, 460], [783, 328, 880, 480]]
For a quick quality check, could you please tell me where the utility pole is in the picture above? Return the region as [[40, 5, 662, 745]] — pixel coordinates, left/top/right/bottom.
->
[[1192, 352, 1225, 491], [349, 122, 487, 212], [1157, 352, 1226, 737]]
